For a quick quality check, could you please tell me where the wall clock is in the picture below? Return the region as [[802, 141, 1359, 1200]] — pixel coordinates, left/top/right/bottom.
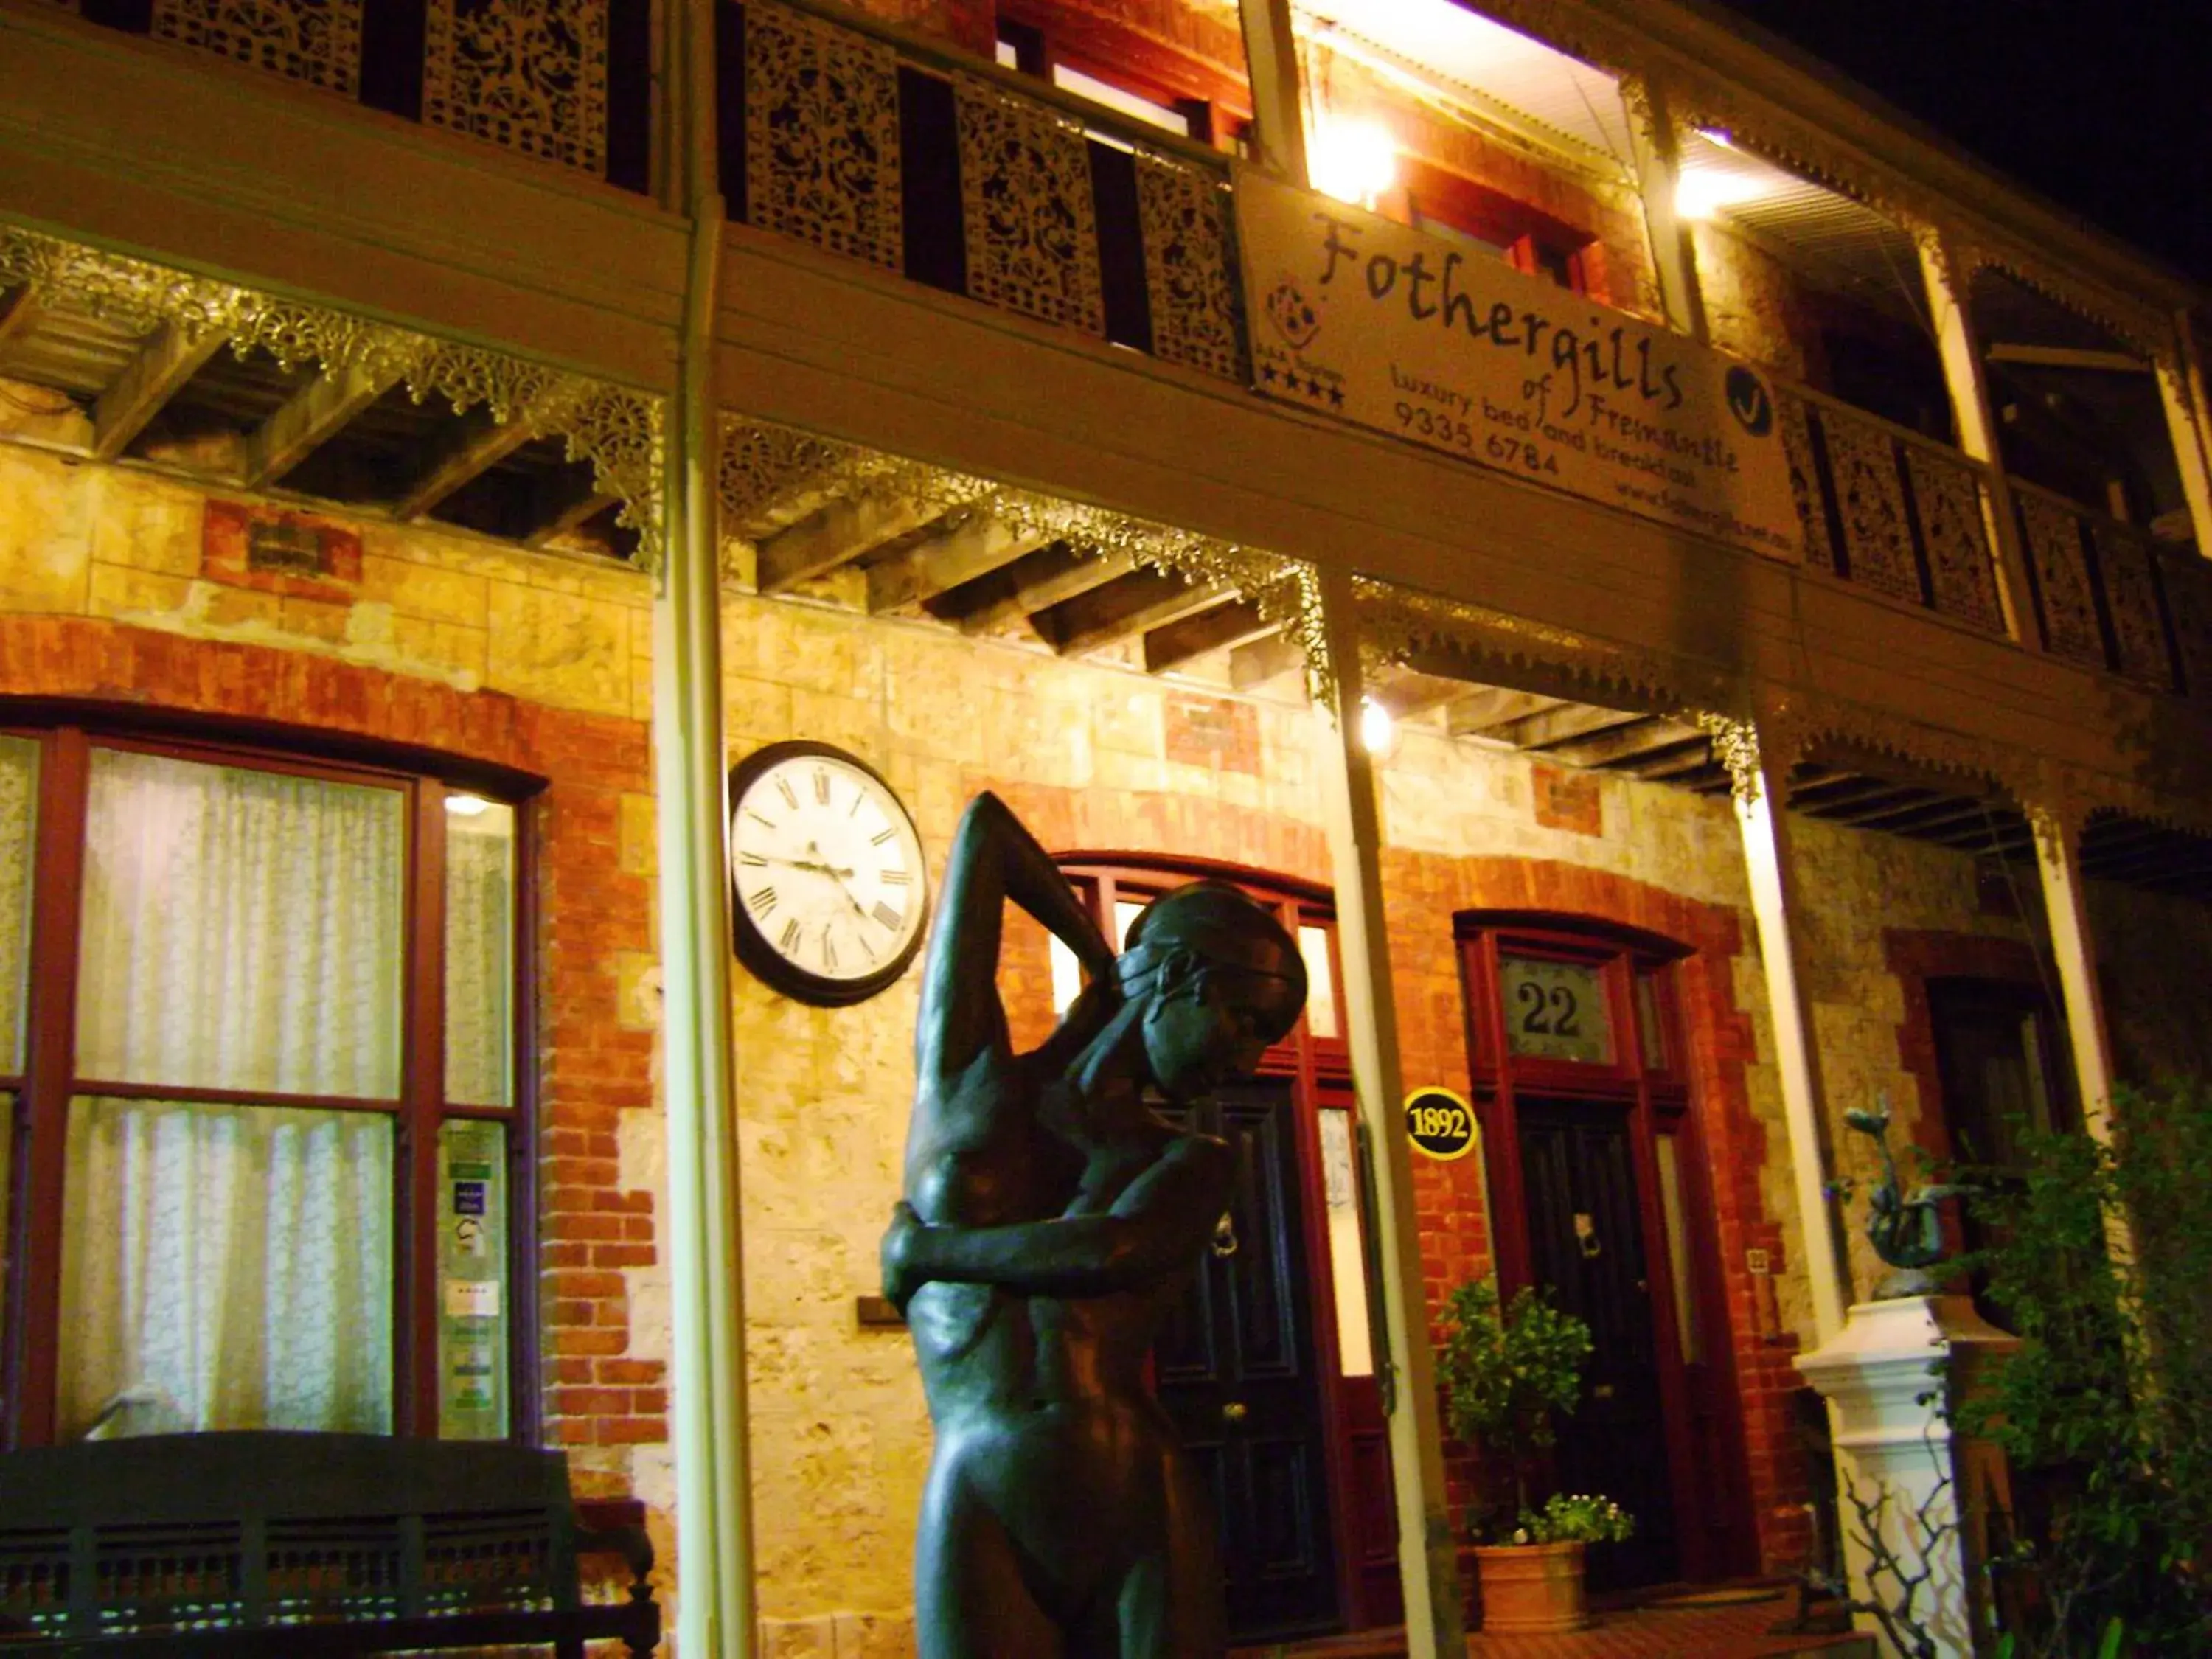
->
[[728, 740, 928, 1006]]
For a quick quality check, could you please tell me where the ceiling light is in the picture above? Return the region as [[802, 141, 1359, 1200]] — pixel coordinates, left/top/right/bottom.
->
[[445, 793, 492, 817], [1674, 170, 1765, 221], [1360, 698, 1398, 757], [1310, 119, 1398, 208]]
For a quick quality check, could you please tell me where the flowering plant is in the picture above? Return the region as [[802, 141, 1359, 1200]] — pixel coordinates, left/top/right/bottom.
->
[[1512, 1492, 1635, 1546]]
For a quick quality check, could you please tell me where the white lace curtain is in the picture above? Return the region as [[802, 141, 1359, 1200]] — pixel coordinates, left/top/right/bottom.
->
[[60, 748, 407, 1437], [0, 734, 38, 1077], [74, 748, 405, 1098], [60, 1098, 394, 1438], [445, 804, 515, 1107]]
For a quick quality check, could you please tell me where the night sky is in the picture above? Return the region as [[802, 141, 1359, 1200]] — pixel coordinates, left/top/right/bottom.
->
[[1714, 1, 2212, 289]]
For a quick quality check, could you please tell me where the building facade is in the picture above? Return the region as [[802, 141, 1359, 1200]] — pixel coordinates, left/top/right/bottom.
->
[[1, 0, 2209, 1654]]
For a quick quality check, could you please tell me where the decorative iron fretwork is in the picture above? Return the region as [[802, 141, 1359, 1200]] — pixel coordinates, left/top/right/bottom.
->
[[714, 414, 1325, 695], [1901, 445, 2003, 635], [150, 0, 364, 95], [2014, 490, 2106, 671], [423, 0, 609, 177], [1818, 407, 1920, 605], [1352, 574, 1726, 718], [1131, 150, 1243, 383], [0, 222, 662, 561], [2154, 543, 2212, 701], [1694, 712, 1763, 806], [953, 74, 1105, 335], [744, 0, 903, 273], [2088, 521, 2173, 689], [1777, 391, 1837, 577]]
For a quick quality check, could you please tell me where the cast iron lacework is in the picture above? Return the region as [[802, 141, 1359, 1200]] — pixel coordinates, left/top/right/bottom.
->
[[1351, 573, 1726, 715], [0, 223, 663, 563], [1818, 407, 1920, 605], [953, 74, 1106, 335], [714, 415, 1329, 696], [423, 0, 609, 177], [1901, 445, 2003, 635], [2014, 489, 2105, 671], [2088, 521, 2171, 688], [1131, 150, 1244, 383], [150, 0, 364, 97], [2157, 546, 2212, 699], [1776, 391, 1837, 576], [744, 0, 904, 273]]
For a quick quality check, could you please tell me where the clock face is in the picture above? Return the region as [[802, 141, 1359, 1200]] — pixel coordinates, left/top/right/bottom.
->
[[728, 742, 928, 1006]]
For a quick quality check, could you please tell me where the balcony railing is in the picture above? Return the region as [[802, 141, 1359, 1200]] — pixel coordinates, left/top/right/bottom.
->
[[720, 0, 2211, 706]]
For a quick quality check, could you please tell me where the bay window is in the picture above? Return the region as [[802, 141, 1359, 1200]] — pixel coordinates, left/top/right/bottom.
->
[[0, 724, 530, 1447]]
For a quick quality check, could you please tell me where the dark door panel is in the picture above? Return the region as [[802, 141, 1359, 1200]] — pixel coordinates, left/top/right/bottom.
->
[[1156, 1082, 1341, 1643], [1518, 1097, 1679, 1590]]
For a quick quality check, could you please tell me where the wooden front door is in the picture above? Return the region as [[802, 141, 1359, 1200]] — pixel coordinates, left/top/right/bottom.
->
[[1517, 1097, 1678, 1590], [1458, 914, 1759, 1588], [1155, 1080, 1341, 1644]]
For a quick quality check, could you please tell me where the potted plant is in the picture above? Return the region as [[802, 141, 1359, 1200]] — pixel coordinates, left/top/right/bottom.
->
[[1436, 1275, 1635, 1633]]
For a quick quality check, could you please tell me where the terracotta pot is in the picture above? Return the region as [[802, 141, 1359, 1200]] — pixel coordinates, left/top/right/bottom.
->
[[1470, 1540, 1591, 1634]]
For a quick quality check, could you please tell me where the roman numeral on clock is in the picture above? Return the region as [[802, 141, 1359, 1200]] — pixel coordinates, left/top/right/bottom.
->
[[813, 768, 831, 805], [872, 900, 903, 931], [779, 917, 801, 953], [776, 776, 799, 810], [881, 868, 910, 886], [747, 886, 777, 917]]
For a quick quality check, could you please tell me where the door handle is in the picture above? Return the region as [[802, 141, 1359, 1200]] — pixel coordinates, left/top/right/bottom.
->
[[1222, 1401, 1249, 1423]]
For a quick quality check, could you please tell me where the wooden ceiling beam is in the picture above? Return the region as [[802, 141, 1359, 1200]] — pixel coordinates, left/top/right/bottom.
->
[[91, 320, 228, 462], [1229, 631, 1307, 690], [952, 548, 1134, 636], [1445, 686, 1561, 738], [393, 412, 539, 521], [1047, 569, 1229, 658], [756, 493, 943, 594], [0, 288, 51, 354], [1489, 701, 1645, 752], [1144, 600, 1273, 675], [866, 515, 1051, 615], [1548, 717, 1705, 769], [525, 487, 616, 548], [1806, 786, 1938, 825], [1847, 797, 1996, 838], [240, 362, 397, 490]]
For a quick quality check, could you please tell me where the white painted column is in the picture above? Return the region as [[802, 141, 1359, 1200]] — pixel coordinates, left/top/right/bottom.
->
[[2026, 800, 2119, 1147], [1311, 566, 1466, 1658], [1796, 1295, 2020, 1658], [1621, 76, 1708, 344], [655, 2, 757, 1653], [1917, 229, 2037, 645], [1237, 0, 1308, 185], [1709, 716, 1854, 1343], [2154, 344, 2212, 557]]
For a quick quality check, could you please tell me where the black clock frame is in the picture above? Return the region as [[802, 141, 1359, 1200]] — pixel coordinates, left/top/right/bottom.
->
[[727, 739, 930, 1007]]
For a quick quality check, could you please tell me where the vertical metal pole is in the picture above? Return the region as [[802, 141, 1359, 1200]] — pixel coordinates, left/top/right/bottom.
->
[[1237, 0, 1309, 186], [1919, 229, 2038, 645], [1719, 726, 1852, 1342], [655, 1, 755, 1652], [1310, 566, 1466, 1659], [1622, 77, 1707, 344]]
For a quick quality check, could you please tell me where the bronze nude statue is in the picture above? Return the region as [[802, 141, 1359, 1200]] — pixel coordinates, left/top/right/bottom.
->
[[880, 791, 1307, 1659]]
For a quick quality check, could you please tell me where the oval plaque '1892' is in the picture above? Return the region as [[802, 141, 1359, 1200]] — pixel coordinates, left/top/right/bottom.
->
[[1405, 1087, 1478, 1162]]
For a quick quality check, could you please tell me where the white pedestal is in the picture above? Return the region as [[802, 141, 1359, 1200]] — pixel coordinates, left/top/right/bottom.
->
[[1795, 1295, 2020, 1658]]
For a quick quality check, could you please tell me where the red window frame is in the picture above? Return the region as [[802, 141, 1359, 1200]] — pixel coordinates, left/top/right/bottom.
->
[[995, 3, 1252, 150], [0, 713, 541, 1449]]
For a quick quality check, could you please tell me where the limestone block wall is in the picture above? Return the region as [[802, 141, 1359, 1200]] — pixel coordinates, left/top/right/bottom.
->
[[717, 593, 2040, 1632], [1692, 219, 1817, 384], [0, 443, 673, 1571]]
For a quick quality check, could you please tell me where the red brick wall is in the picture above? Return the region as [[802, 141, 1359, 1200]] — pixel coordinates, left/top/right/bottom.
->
[[1382, 850, 1809, 1573], [0, 616, 664, 1495]]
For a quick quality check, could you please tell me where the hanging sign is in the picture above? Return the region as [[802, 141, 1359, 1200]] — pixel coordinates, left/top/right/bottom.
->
[[1231, 165, 1802, 563], [1405, 1086, 1479, 1162]]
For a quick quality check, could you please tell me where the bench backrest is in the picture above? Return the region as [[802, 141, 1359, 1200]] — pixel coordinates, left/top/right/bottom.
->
[[0, 1432, 586, 1642]]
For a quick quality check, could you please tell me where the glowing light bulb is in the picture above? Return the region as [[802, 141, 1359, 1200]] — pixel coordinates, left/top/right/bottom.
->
[[445, 793, 491, 817], [1674, 170, 1764, 221], [1310, 120, 1397, 208], [1359, 698, 1396, 756]]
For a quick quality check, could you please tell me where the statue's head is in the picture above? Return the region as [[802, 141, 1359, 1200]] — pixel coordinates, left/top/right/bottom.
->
[[1115, 880, 1307, 1100]]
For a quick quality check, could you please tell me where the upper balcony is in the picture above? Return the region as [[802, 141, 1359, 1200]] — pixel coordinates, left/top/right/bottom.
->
[[2, 0, 2209, 737]]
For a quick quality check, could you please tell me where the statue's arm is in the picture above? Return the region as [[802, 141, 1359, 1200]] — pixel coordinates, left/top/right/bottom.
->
[[916, 791, 1118, 1088], [883, 1134, 1233, 1309]]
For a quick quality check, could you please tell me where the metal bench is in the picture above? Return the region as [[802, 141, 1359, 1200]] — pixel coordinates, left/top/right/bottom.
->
[[0, 1430, 658, 1656]]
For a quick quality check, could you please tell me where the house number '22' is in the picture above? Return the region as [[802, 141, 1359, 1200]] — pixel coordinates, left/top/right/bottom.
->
[[1515, 979, 1582, 1036]]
